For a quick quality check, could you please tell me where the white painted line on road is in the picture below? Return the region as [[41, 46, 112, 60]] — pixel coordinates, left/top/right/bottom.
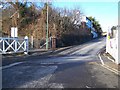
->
[[104, 64, 120, 73], [100, 64, 120, 76], [107, 57, 115, 62], [98, 51, 120, 76], [1, 62, 23, 70], [104, 54, 115, 63], [98, 53, 105, 65], [86, 86, 91, 88]]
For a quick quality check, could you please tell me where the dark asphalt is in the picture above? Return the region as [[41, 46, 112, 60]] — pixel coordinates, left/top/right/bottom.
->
[[2, 37, 120, 88]]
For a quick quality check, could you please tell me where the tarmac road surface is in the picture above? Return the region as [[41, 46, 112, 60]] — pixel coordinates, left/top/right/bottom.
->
[[2, 37, 120, 88]]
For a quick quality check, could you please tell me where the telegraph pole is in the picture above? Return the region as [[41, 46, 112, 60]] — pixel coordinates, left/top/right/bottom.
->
[[46, 1, 49, 50]]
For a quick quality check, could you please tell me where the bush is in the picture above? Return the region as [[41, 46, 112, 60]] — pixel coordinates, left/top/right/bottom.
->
[[60, 34, 82, 46]]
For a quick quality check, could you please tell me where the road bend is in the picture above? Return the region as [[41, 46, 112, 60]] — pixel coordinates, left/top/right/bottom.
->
[[2, 37, 119, 88]]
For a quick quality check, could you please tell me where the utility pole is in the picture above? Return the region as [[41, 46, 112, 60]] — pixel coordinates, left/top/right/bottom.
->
[[46, 1, 49, 50]]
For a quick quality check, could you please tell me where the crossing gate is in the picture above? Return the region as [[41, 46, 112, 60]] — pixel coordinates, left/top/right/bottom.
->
[[0, 36, 28, 54]]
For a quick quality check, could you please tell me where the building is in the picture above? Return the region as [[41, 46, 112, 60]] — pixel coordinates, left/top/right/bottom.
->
[[81, 15, 98, 38], [106, 26, 120, 64]]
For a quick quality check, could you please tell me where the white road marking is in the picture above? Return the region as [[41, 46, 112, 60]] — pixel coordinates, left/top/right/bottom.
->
[[98, 53, 105, 65], [98, 51, 120, 76], [1, 62, 23, 70], [104, 64, 120, 73], [40, 62, 60, 65], [86, 86, 91, 88], [101, 64, 120, 76], [104, 54, 115, 62]]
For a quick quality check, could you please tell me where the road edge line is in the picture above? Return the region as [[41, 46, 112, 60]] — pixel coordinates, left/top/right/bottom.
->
[[1, 62, 23, 70], [98, 51, 105, 65], [104, 64, 120, 73], [100, 64, 120, 75], [97, 50, 120, 76], [104, 54, 115, 63]]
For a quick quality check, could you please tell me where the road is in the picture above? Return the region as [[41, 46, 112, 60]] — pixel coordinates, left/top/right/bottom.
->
[[2, 37, 119, 88]]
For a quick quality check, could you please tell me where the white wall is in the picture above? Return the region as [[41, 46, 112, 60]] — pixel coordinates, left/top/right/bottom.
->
[[118, 27, 120, 64], [106, 28, 120, 64]]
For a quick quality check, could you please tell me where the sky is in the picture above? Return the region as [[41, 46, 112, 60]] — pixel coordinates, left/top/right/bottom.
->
[[52, 1, 119, 32], [0, 0, 119, 32]]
